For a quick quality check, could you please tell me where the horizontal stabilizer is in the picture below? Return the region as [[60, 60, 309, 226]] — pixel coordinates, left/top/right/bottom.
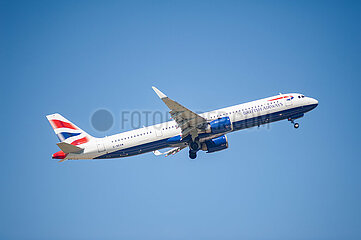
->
[[56, 142, 83, 154]]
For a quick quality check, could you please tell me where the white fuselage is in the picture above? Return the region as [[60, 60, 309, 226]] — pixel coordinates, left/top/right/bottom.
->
[[66, 93, 318, 160]]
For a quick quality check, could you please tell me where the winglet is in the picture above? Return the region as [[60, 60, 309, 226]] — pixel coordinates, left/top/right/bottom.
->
[[152, 86, 167, 99]]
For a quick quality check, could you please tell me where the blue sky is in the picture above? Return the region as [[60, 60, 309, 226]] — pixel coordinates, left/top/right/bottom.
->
[[1, 0, 361, 239]]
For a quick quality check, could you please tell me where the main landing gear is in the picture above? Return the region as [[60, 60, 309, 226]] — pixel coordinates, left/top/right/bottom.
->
[[189, 150, 197, 159], [288, 118, 299, 129], [188, 138, 201, 159]]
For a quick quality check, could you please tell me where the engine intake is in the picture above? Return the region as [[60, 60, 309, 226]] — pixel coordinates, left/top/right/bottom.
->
[[207, 116, 232, 134], [202, 135, 229, 153]]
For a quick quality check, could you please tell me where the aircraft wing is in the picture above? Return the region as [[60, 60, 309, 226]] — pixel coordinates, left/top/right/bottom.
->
[[152, 86, 208, 140], [153, 145, 187, 157]]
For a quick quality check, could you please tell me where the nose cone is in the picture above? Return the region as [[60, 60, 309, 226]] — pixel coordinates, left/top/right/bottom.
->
[[310, 97, 319, 106], [308, 97, 318, 111]]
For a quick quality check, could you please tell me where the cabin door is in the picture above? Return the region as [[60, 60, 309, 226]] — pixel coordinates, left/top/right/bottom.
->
[[155, 128, 163, 137], [97, 141, 106, 153]]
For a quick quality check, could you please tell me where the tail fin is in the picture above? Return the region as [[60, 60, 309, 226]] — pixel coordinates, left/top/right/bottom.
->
[[46, 113, 94, 146]]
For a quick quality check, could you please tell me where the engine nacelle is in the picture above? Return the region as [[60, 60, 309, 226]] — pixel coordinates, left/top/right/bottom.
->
[[207, 116, 232, 134], [201, 135, 229, 153]]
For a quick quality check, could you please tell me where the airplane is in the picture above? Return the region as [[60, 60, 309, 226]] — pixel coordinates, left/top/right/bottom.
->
[[46, 87, 318, 162]]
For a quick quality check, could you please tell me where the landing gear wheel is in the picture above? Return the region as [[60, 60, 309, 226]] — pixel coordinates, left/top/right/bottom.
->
[[294, 123, 299, 129], [190, 141, 200, 151], [189, 151, 197, 159]]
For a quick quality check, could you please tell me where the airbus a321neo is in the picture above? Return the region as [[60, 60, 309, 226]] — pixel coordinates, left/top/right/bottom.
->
[[47, 87, 318, 161]]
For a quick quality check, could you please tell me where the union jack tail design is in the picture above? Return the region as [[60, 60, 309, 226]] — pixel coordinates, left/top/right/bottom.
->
[[46, 113, 93, 146]]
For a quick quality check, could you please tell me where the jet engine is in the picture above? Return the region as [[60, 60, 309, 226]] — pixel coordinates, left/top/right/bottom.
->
[[201, 135, 229, 153], [206, 116, 233, 134]]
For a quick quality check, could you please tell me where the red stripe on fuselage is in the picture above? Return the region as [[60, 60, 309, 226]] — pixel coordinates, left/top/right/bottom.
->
[[71, 137, 89, 146], [50, 119, 77, 130], [268, 96, 289, 101]]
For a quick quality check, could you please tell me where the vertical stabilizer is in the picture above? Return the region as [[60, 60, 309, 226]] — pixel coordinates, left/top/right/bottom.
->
[[46, 113, 93, 146]]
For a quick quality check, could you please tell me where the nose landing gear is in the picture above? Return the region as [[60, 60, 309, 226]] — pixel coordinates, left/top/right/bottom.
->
[[288, 118, 299, 129]]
